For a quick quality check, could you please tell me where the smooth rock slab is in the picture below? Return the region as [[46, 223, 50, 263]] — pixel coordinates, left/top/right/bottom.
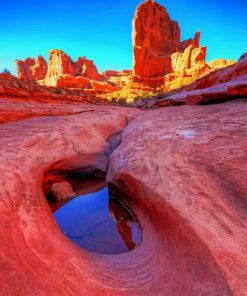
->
[[0, 104, 139, 296], [0, 100, 246, 295], [108, 101, 247, 296]]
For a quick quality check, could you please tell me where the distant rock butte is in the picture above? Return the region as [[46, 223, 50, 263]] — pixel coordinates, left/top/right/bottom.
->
[[16, 56, 48, 81], [16, 49, 130, 93], [45, 50, 102, 87]]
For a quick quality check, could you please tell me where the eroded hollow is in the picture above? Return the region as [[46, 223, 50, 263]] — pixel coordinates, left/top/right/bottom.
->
[[43, 169, 142, 255]]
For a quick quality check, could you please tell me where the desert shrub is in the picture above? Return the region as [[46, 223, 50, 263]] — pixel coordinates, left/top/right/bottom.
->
[[117, 98, 127, 106], [111, 97, 118, 103], [55, 88, 62, 94], [2, 68, 11, 74]]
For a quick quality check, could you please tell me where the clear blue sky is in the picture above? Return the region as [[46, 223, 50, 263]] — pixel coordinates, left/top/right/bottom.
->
[[0, 0, 246, 76]]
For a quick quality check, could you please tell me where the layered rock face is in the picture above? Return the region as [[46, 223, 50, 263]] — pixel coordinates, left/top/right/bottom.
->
[[132, 0, 235, 88], [16, 50, 122, 93], [132, 54, 247, 108], [16, 56, 48, 81], [132, 0, 203, 83], [45, 50, 101, 87], [0, 72, 110, 105]]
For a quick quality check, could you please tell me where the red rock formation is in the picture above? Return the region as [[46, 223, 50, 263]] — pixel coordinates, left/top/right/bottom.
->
[[157, 54, 247, 106], [91, 80, 121, 93], [45, 50, 101, 86], [183, 53, 247, 91], [103, 70, 120, 77], [131, 54, 247, 107], [56, 75, 91, 89], [133, 0, 177, 79], [74, 57, 101, 80], [179, 31, 201, 52], [0, 73, 108, 105], [46, 49, 75, 78], [171, 45, 206, 72], [45, 49, 101, 83], [16, 50, 102, 88], [132, 0, 201, 85], [207, 58, 235, 70], [16, 56, 47, 81], [131, 1, 236, 91]]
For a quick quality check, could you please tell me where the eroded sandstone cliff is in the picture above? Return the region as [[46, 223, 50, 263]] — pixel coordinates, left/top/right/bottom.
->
[[132, 0, 235, 88]]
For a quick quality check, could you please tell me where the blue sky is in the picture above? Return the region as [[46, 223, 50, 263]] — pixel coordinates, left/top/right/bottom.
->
[[0, 0, 246, 76]]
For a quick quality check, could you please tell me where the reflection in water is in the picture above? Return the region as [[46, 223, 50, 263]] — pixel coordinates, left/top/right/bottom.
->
[[53, 187, 142, 254]]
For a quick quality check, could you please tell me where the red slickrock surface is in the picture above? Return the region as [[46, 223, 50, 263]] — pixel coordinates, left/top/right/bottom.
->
[[1, 98, 246, 295], [108, 100, 247, 296]]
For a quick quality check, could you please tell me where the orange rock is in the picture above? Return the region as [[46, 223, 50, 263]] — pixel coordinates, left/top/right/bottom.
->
[[45, 50, 75, 85], [103, 70, 120, 77], [44, 50, 101, 87], [16, 50, 101, 89], [171, 46, 193, 72], [191, 46, 207, 67], [74, 57, 101, 80], [182, 54, 244, 91], [132, 0, 179, 79], [16, 56, 47, 81], [207, 59, 235, 70], [91, 81, 120, 93], [171, 45, 207, 73], [132, 0, 201, 86], [179, 31, 201, 52], [56, 75, 91, 89]]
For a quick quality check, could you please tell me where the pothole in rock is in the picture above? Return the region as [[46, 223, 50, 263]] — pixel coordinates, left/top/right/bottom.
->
[[44, 171, 142, 255]]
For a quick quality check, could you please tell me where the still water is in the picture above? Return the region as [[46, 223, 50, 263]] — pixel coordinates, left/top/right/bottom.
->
[[53, 187, 142, 254]]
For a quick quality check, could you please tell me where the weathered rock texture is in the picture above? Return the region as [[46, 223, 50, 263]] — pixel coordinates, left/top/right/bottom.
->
[[108, 101, 247, 296], [0, 98, 246, 295], [132, 1, 203, 81], [132, 0, 235, 88], [16, 50, 123, 93], [0, 73, 109, 104], [51, 181, 77, 202], [15, 0, 237, 98], [16, 56, 48, 81], [131, 54, 247, 108], [45, 50, 101, 87], [158, 52, 247, 106]]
